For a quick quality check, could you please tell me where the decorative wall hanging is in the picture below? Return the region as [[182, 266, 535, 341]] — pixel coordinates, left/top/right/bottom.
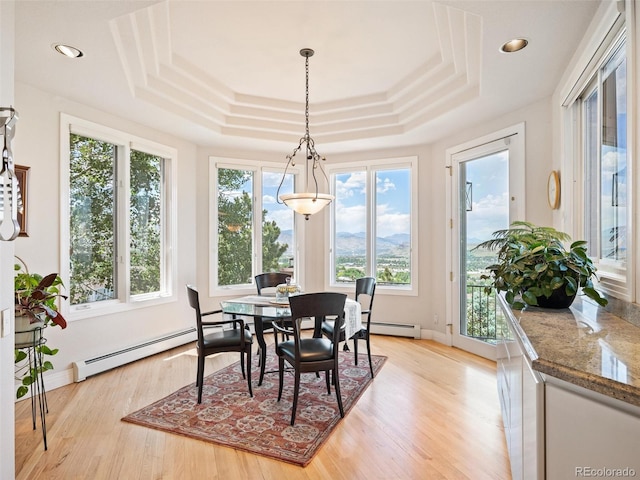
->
[[15, 165, 28, 236], [0, 107, 21, 241]]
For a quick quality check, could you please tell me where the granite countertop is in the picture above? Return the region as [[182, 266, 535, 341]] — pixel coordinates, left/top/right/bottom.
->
[[500, 295, 640, 408]]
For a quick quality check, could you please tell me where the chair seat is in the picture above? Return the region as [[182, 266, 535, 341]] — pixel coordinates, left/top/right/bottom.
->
[[203, 327, 253, 348], [277, 338, 333, 362]]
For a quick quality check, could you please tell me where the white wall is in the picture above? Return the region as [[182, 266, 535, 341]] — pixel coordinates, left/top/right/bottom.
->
[[13, 82, 199, 390], [0, 2, 16, 477]]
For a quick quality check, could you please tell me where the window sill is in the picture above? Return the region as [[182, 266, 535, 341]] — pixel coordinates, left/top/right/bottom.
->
[[66, 294, 176, 322]]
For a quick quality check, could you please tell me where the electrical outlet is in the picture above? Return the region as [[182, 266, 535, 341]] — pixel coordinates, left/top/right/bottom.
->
[[433, 313, 439, 325], [1, 309, 10, 338]]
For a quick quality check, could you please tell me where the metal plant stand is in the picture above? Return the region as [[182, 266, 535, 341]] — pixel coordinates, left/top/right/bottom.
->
[[15, 325, 49, 450]]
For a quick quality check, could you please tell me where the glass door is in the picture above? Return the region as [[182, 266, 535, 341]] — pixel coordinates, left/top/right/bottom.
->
[[447, 127, 524, 360], [457, 149, 508, 357]]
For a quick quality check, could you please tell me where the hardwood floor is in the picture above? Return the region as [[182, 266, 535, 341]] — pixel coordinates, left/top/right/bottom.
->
[[15, 336, 511, 479]]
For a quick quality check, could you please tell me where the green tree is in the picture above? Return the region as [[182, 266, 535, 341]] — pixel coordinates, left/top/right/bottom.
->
[[262, 219, 288, 272], [217, 168, 288, 285], [130, 150, 162, 294], [218, 189, 253, 285], [69, 134, 116, 304]]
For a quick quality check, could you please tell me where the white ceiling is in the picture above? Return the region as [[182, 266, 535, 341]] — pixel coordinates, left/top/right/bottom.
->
[[14, 0, 601, 155]]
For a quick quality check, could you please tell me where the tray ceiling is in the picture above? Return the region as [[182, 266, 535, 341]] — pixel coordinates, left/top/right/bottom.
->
[[15, 0, 601, 154]]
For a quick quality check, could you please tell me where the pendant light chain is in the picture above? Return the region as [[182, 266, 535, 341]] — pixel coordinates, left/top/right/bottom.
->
[[305, 53, 310, 141]]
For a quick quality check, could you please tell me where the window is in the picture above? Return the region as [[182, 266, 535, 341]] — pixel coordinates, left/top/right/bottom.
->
[[329, 157, 417, 293], [580, 36, 628, 290], [62, 115, 176, 316], [210, 157, 297, 294]]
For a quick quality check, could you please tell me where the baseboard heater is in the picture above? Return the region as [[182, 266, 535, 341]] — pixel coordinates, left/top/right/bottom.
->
[[72, 328, 197, 382], [369, 321, 420, 339]]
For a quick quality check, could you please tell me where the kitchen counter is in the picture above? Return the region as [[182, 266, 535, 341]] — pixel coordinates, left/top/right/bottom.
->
[[501, 294, 640, 408]]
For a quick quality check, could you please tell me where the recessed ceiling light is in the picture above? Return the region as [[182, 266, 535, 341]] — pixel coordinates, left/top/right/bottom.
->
[[53, 43, 84, 58], [500, 38, 528, 53]]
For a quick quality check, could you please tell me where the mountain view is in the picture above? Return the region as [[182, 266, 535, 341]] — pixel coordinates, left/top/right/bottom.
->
[[277, 231, 410, 256]]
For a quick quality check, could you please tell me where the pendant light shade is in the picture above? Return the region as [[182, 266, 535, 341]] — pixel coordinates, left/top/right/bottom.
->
[[277, 48, 334, 220], [279, 192, 334, 217]]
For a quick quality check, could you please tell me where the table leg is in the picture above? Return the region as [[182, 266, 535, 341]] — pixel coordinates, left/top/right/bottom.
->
[[254, 316, 267, 386]]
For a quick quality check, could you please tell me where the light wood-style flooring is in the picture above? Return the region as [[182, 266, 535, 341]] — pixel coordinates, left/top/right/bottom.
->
[[16, 336, 511, 479]]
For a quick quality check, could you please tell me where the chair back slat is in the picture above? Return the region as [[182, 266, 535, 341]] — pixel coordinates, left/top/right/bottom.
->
[[186, 285, 205, 347], [355, 276, 376, 326], [255, 272, 291, 295]]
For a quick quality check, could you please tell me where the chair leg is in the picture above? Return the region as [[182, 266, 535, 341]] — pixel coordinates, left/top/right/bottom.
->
[[197, 355, 205, 404], [291, 370, 301, 426], [240, 351, 246, 379], [246, 349, 253, 397], [333, 364, 344, 418], [196, 352, 203, 386], [366, 333, 374, 378], [277, 357, 285, 402], [353, 336, 359, 365], [325, 370, 331, 394]]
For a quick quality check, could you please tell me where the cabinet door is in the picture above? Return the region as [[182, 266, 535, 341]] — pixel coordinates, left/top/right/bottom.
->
[[546, 383, 640, 479], [507, 349, 523, 479], [522, 359, 544, 480]]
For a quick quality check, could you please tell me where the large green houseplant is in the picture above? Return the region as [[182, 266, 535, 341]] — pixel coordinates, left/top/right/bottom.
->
[[14, 257, 68, 398], [476, 221, 608, 310]]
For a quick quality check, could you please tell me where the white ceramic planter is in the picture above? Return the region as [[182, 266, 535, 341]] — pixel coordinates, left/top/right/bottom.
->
[[15, 313, 45, 348]]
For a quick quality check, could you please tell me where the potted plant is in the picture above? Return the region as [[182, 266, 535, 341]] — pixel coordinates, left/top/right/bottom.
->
[[475, 221, 608, 310], [14, 256, 68, 398]]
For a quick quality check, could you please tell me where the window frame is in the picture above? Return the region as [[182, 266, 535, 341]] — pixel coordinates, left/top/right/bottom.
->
[[60, 114, 178, 320], [326, 156, 418, 296], [570, 29, 632, 300], [208, 156, 302, 297], [558, 2, 640, 301]]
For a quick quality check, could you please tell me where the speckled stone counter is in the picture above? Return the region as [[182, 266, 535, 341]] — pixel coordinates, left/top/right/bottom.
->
[[499, 295, 640, 408]]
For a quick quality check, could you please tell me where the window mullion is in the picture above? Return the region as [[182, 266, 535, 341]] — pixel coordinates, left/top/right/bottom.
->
[[367, 167, 375, 278], [254, 168, 262, 277], [119, 144, 131, 303]]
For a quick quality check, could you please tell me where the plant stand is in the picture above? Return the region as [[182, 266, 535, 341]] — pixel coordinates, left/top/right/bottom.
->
[[15, 324, 49, 451]]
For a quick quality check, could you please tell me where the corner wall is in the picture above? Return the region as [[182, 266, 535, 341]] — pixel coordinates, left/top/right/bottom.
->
[[12, 81, 199, 392]]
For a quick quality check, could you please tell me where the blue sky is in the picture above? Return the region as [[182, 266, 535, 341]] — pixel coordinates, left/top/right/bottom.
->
[[263, 171, 294, 230], [334, 169, 410, 236], [261, 168, 411, 237], [464, 151, 509, 242]]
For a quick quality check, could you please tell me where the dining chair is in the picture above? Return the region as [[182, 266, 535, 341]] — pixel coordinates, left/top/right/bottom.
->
[[186, 285, 253, 403], [273, 292, 347, 425], [254, 272, 292, 366], [321, 276, 376, 377]]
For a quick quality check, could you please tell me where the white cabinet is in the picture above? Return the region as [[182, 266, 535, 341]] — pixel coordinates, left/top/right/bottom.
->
[[545, 379, 640, 479], [497, 311, 544, 480]]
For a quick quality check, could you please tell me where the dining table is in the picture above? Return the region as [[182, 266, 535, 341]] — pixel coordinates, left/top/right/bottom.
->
[[220, 294, 362, 386]]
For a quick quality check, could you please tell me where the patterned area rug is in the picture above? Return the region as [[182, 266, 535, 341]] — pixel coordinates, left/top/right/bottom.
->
[[122, 350, 386, 466]]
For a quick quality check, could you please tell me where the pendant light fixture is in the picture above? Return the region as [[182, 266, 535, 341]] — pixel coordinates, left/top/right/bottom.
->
[[277, 48, 334, 220]]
